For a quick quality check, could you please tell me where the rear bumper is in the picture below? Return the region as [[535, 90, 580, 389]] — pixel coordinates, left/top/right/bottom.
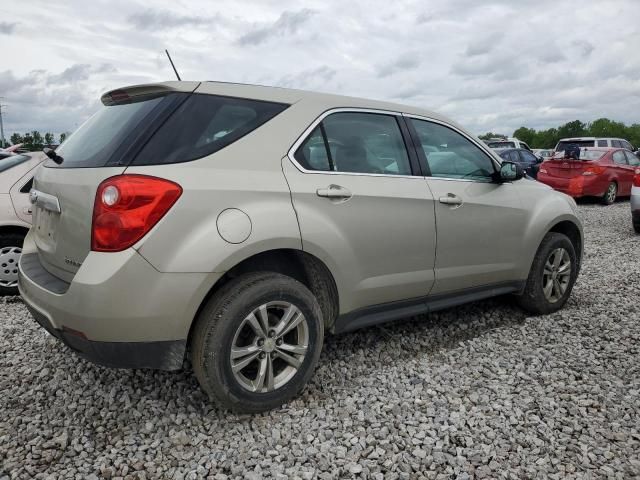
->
[[631, 189, 640, 216], [18, 232, 219, 370], [537, 174, 605, 197]]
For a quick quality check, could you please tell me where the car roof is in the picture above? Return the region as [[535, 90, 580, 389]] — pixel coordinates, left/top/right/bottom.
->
[[103, 80, 464, 131]]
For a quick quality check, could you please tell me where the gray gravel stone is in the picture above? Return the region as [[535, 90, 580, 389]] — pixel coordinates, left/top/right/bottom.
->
[[1, 201, 639, 479]]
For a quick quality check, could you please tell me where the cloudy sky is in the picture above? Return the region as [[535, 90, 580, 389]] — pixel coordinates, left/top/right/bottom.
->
[[1, 0, 639, 139]]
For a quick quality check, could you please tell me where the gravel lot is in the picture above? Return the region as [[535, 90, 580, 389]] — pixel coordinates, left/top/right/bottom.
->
[[1, 201, 639, 480]]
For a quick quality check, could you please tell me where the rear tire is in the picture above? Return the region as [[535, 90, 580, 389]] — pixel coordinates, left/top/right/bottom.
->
[[0, 233, 25, 296], [634, 219, 640, 234], [190, 272, 324, 413], [517, 232, 578, 315], [602, 182, 617, 205]]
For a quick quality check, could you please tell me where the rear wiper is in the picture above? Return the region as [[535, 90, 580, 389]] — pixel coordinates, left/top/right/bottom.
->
[[43, 147, 64, 165]]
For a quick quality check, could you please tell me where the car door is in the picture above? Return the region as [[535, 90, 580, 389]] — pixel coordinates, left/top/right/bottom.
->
[[611, 150, 632, 195], [406, 116, 528, 295], [624, 150, 640, 193], [518, 149, 541, 178], [282, 110, 437, 314]]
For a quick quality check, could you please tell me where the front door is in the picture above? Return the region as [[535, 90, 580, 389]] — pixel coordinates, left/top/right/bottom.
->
[[283, 110, 437, 314], [407, 116, 528, 295]]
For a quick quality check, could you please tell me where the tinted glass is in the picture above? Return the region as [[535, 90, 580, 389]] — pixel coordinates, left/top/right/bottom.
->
[[508, 151, 520, 163], [622, 140, 633, 151], [556, 140, 594, 151], [580, 150, 606, 161], [597, 140, 608, 147], [20, 177, 34, 193], [487, 141, 516, 148], [294, 126, 332, 171], [411, 119, 495, 180], [625, 150, 640, 166], [519, 150, 538, 163], [612, 151, 627, 165], [134, 94, 288, 166], [52, 95, 167, 168], [0, 154, 31, 173], [296, 112, 411, 175], [612, 140, 622, 148]]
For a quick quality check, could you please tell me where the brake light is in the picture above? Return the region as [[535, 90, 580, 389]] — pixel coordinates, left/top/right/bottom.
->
[[634, 172, 640, 187], [92, 175, 182, 252], [582, 165, 605, 176], [539, 167, 548, 174]]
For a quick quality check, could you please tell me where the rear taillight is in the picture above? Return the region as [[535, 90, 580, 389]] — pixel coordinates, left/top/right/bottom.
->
[[92, 175, 182, 252], [539, 167, 548, 174], [582, 165, 605, 176], [634, 172, 640, 187]]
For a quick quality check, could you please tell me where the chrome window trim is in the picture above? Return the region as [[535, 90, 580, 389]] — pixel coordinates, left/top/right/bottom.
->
[[286, 107, 420, 179]]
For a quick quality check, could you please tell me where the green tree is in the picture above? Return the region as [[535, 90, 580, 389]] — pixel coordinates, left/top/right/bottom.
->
[[557, 120, 587, 139], [587, 118, 628, 139], [59, 132, 69, 143], [44, 132, 55, 145], [512, 127, 536, 146], [22, 133, 34, 150], [10, 133, 23, 145], [30, 131, 44, 151], [478, 132, 506, 140]]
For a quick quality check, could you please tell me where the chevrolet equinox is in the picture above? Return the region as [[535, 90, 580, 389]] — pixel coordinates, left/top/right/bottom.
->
[[19, 81, 583, 412]]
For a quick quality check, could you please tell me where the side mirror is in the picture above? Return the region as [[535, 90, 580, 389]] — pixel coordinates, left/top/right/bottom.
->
[[498, 161, 524, 182]]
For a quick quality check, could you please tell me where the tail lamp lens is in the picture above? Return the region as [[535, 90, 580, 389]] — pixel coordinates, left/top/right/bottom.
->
[[634, 173, 640, 187], [92, 175, 182, 252]]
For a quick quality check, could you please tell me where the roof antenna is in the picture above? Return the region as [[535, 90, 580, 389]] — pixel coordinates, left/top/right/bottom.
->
[[165, 49, 182, 81]]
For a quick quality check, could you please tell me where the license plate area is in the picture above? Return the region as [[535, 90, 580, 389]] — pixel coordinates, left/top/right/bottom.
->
[[33, 206, 59, 248]]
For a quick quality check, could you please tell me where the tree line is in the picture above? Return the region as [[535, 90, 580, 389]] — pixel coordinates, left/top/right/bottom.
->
[[480, 118, 640, 149], [3, 132, 70, 151]]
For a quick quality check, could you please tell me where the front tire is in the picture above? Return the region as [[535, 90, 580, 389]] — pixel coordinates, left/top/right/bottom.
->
[[602, 182, 617, 205], [190, 272, 324, 413], [0, 233, 25, 296], [517, 232, 578, 315]]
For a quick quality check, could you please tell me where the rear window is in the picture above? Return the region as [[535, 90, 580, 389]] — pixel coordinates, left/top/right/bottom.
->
[[556, 140, 594, 152], [132, 94, 288, 166], [0, 154, 31, 173], [488, 141, 516, 149], [51, 94, 171, 168], [580, 150, 606, 161]]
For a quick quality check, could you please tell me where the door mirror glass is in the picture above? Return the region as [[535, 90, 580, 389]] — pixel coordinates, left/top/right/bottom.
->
[[499, 161, 524, 182]]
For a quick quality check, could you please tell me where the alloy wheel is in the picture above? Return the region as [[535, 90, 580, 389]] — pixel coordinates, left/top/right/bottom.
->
[[0, 247, 21, 288], [230, 301, 309, 393], [542, 247, 571, 303], [606, 183, 617, 204]]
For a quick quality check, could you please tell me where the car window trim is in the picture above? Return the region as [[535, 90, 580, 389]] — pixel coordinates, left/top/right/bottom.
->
[[402, 113, 501, 183], [287, 107, 420, 179]]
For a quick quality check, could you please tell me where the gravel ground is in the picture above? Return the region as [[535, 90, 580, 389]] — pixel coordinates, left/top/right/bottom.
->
[[1, 201, 639, 480]]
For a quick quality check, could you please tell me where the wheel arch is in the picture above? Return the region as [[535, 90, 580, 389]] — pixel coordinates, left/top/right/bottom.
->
[[0, 224, 30, 238], [188, 248, 340, 346], [548, 219, 583, 271]]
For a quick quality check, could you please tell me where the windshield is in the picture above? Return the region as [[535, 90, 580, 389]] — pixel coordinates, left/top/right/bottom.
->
[[555, 140, 594, 152], [0, 154, 31, 173], [488, 141, 516, 149]]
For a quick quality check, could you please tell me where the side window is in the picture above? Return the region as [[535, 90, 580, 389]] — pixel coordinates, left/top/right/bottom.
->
[[20, 178, 34, 193], [519, 150, 538, 164], [622, 140, 633, 151], [597, 140, 608, 147], [612, 151, 627, 165], [295, 112, 412, 175], [410, 119, 495, 181], [508, 151, 520, 163], [294, 126, 332, 171], [625, 150, 640, 166], [521, 142, 531, 151], [612, 140, 622, 148]]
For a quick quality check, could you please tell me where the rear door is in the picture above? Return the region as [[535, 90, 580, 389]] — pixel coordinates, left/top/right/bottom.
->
[[283, 110, 437, 314], [611, 150, 633, 195], [518, 149, 541, 178], [407, 116, 528, 294]]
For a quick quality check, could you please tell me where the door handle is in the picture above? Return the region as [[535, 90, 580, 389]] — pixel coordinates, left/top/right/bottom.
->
[[316, 185, 352, 200], [439, 194, 463, 206]]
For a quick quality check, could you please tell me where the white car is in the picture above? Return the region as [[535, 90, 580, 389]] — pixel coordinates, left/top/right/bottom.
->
[[632, 171, 640, 233], [0, 153, 44, 294], [485, 137, 532, 151], [553, 137, 635, 155]]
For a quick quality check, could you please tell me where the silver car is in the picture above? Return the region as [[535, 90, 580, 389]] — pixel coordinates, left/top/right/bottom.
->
[[0, 153, 43, 295], [19, 82, 583, 412]]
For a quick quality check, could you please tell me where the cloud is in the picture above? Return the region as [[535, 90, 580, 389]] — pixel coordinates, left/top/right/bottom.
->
[[237, 9, 315, 46], [0, 22, 17, 34], [276, 66, 337, 90], [128, 9, 220, 30], [465, 33, 503, 57], [377, 54, 420, 78]]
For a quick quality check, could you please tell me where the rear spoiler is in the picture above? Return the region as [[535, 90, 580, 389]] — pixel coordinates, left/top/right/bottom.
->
[[101, 81, 200, 106]]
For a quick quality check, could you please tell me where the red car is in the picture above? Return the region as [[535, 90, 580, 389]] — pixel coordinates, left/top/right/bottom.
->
[[537, 148, 640, 204]]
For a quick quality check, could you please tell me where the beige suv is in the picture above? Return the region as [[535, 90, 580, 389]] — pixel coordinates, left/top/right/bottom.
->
[[19, 82, 583, 412], [0, 153, 43, 295]]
